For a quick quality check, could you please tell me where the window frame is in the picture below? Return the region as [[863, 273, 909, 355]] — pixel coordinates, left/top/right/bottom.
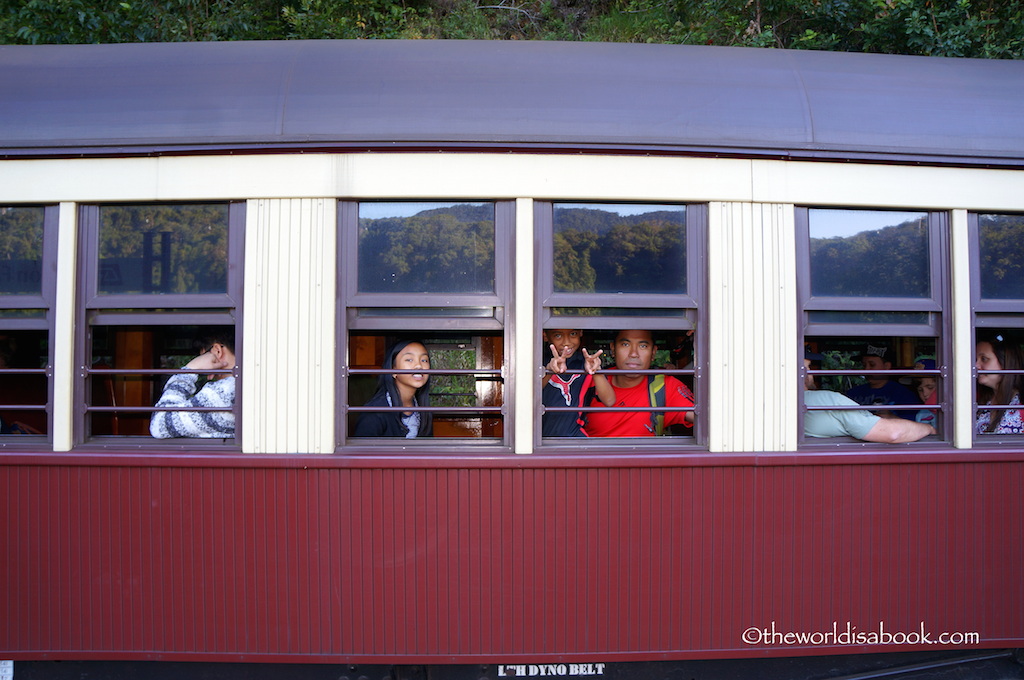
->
[[337, 199, 514, 452], [796, 207, 951, 446], [968, 211, 1024, 445], [0, 204, 58, 446], [533, 200, 708, 450], [73, 201, 245, 448]]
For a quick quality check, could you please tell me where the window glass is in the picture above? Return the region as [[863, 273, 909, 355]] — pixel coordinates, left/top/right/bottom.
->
[[977, 214, 1024, 300], [0, 309, 46, 320], [809, 209, 929, 298], [0, 206, 45, 296], [0, 329, 48, 435], [807, 311, 931, 325], [357, 202, 495, 294], [550, 307, 688, 318], [354, 307, 496, 318], [98, 204, 229, 295], [553, 203, 686, 295]]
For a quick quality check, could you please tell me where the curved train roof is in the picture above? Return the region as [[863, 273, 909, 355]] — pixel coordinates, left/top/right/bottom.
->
[[2, 39, 1024, 165]]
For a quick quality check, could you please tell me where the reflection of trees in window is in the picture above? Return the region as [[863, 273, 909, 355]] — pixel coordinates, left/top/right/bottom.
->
[[0, 206, 45, 295], [810, 216, 929, 298], [553, 207, 686, 294], [553, 229, 598, 293], [99, 204, 229, 295], [358, 204, 495, 294], [979, 214, 1024, 300]]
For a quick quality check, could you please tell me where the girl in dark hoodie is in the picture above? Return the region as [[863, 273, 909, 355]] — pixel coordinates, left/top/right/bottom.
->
[[353, 340, 433, 437]]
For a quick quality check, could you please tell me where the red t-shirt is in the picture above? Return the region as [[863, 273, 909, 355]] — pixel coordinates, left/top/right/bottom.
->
[[585, 375, 694, 437]]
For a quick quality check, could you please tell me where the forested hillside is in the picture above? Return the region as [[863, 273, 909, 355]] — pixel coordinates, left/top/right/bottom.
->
[[0, 0, 1021, 58]]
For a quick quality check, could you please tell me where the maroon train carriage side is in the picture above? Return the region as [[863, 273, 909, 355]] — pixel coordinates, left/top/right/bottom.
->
[[1, 40, 1023, 680]]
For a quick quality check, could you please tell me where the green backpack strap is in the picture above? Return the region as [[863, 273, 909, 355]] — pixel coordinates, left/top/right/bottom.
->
[[647, 374, 666, 436]]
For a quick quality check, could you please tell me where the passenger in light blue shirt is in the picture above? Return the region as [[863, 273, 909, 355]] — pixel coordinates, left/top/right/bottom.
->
[[803, 353, 934, 443]]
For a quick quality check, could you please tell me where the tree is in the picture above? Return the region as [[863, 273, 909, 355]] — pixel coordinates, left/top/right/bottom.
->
[[2, 0, 1022, 58], [1, 0, 286, 44]]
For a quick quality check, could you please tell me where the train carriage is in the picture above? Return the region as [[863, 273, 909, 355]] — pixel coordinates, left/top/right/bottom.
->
[[1, 39, 1023, 679]]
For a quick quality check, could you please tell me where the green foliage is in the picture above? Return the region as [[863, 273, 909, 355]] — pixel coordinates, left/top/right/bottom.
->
[[584, 0, 689, 43], [585, 0, 1024, 56], [405, 0, 494, 39], [283, 0, 421, 39], [819, 347, 862, 393], [2, 0, 285, 43], [1, 0, 1022, 57], [428, 346, 477, 406]]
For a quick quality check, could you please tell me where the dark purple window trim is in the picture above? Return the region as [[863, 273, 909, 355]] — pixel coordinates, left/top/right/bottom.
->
[[336, 200, 514, 451], [533, 201, 708, 449], [0, 205, 58, 446], [796, 207, 952, 446], [73, 201, 245, 447], [968, 212, 1024, 443]]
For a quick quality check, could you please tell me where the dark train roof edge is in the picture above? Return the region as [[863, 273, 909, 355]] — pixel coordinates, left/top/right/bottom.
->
[[3, 40, 1024, 165]]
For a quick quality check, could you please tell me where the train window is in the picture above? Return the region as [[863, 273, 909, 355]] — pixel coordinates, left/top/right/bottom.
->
[[798, 208, 949, 444], [76, 203, 244, 446], [339, 201, 510, 449], [536, 202, 705, 446], [975, 213, 1024, 301], [0, 205, 56, 441], [970, 214, 1024, 441]]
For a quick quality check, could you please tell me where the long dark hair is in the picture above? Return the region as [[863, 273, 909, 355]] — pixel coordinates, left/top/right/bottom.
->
[[978, 333, 1024, 433], [367, 339, 432, 436]]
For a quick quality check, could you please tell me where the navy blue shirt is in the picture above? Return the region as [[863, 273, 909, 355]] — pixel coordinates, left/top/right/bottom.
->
[[846, 380, 920, 420], [542, 352, 593, 437]]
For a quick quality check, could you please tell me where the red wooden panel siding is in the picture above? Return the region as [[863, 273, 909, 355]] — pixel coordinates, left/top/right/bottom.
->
[[2, 461, 1022, 661]]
